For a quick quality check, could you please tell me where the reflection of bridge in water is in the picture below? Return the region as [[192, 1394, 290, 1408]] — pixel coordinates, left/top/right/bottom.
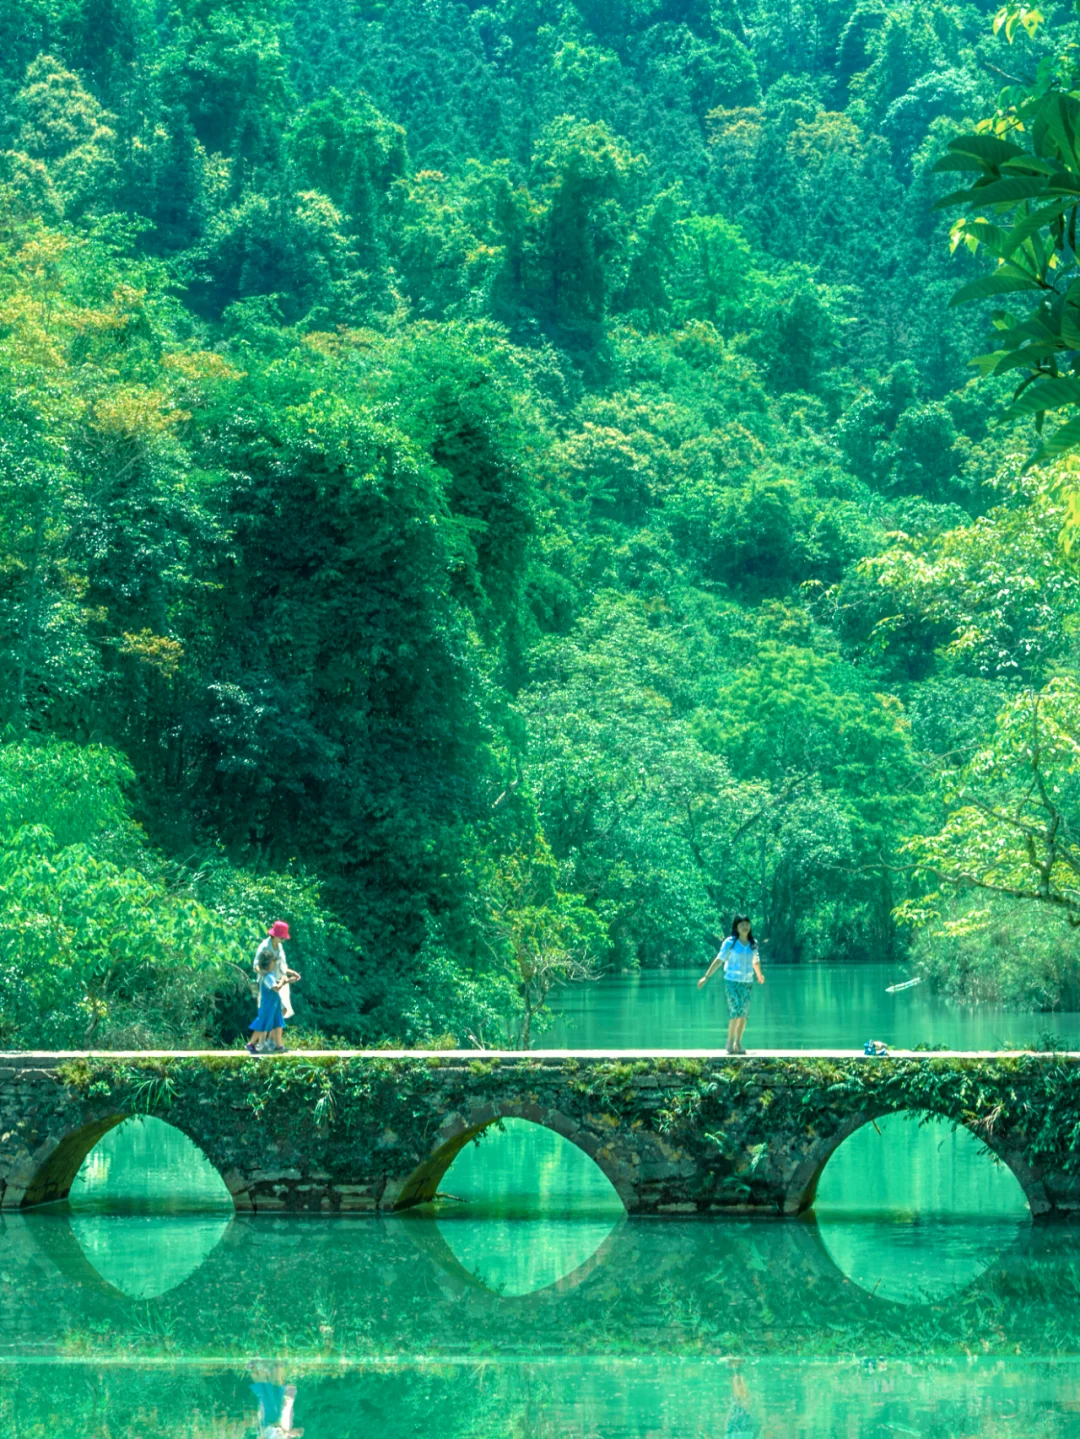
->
[[0, 1202, 1066, 1361], [5, 1049, 1080, 1439], [6, 1050, 1080, 1215]]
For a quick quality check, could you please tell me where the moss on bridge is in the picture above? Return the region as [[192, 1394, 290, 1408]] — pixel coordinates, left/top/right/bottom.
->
[[21, 1050, 1079, 1216]]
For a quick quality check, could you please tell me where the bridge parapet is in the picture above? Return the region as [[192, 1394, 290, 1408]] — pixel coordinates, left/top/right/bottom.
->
[[3, 1050, 1079, 1217]]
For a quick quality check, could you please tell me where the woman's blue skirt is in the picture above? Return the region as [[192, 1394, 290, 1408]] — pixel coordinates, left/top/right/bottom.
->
[[250, 988, 285, 1032]]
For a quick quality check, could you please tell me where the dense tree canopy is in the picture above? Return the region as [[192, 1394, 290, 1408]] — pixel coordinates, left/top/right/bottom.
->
[[1, 0, 1079, 1044]]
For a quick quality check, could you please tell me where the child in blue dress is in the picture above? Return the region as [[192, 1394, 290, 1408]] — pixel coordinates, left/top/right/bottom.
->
[[247, 950, 287, 1054]]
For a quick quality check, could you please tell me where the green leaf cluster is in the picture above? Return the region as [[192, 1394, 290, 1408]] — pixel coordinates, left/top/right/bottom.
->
[[1, 0, 1078, 1037]]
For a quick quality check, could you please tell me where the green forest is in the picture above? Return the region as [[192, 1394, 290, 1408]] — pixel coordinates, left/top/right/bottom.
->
[[4, 0, 1080, 1049]]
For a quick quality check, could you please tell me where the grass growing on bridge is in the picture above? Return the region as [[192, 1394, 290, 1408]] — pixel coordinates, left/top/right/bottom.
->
[[53, 1052, 1080, 1185]]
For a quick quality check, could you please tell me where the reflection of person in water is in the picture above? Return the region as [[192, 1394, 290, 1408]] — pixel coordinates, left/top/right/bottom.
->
[[725, 1368, 757, 1438], [250, 1379, 304, 1438]]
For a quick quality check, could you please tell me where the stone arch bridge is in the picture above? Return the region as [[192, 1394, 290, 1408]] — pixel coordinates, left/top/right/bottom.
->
[[3, 1050, 1080, 1216]]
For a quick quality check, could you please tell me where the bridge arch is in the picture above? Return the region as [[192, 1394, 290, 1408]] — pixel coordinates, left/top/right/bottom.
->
[[387, 1099, 633, 1212], [20, 1114, 236, 1210], [782, 1105, 1045, 1217]]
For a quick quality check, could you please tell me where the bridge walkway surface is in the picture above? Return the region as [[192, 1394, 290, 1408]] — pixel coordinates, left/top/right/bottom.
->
[[2, 1050, 1078, 1217]]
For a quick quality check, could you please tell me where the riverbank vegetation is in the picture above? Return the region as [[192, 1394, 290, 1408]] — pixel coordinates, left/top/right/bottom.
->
[[3, 0, 1080, 1046]]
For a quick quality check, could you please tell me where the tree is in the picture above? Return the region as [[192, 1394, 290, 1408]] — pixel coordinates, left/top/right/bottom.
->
[[936, 8, 1080, 467], [521, 595, 747, 968], [394, 161, 530, 320], [695, 640, 919, 960], [166, 0, 292, 170], [193, 186, 353, 319], [0, 737, 361, 1047], [479, 837, 605, 1049], [0, 825, 241, 1046], [745, 263, 853, 399], [898, 678, 1080, 928], [670, 212, 754, 331], [861, 472, 1080, 682], [286, 89, 404, 289], [0, 738, 241, 1047], [0, 0, 1064, 1034], [527, 116, 644, 351], [0, 225, 104, 733], [7, 54, 118, 215]]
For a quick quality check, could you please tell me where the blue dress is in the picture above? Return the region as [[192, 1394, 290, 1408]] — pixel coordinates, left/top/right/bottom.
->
[[250, 973, 285, 1032], [250, 1382, 285, 1425]]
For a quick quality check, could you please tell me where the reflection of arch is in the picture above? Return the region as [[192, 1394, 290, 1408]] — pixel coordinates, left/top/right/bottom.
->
[[21, 1115, 236, 1210], [14, 1210, 128, 1299], [398, 1212, 626, 1300], [388, 1102, 631, 1212], [783, 1107, 1042, 1216]]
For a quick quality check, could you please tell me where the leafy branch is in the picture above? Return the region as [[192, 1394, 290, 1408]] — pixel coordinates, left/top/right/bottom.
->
[[897, 679, 1080, 926]]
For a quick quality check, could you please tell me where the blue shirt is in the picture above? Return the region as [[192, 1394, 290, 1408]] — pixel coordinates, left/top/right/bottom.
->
[[720, 937, 757, 983]]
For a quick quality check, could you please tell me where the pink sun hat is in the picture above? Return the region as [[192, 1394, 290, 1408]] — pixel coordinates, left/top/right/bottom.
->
[[269, 921, 291, 939]]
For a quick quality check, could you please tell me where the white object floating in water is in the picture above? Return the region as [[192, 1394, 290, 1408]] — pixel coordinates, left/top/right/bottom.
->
[[885, 977, 921, 994]]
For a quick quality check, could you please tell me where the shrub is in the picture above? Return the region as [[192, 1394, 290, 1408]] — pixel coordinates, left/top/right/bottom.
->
[[913, 896, 1080, 1012]]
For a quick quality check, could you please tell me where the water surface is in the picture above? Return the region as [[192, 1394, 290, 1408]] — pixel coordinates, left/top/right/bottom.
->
[[5, 1204, 1080, 1435], [11, 985, 1080, 1436], [547, 962, 1080, 1050]]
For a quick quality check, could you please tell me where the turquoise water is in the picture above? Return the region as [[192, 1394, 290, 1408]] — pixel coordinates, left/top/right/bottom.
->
[[547, 962, 1080, 1050], [7, 1354, 1080, 1438], [5, 1187, 1080, 1434], [10, 963, 1080, 1436], [815, 1113, 1030, 1305], [69, 1116, 233, 1213], [432, 1117, 624, 1295], [66, 1117, 234, 1299]]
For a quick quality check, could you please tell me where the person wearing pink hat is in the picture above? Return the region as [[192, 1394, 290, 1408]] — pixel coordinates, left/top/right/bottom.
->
[[247, 921, 301, 1054]]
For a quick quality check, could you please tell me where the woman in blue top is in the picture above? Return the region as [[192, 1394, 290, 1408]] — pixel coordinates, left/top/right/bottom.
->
[[697, 915, 765, 1055]]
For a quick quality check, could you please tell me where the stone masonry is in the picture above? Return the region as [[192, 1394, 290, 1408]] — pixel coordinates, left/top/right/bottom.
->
[[2, 1050, 1079, 1216]]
